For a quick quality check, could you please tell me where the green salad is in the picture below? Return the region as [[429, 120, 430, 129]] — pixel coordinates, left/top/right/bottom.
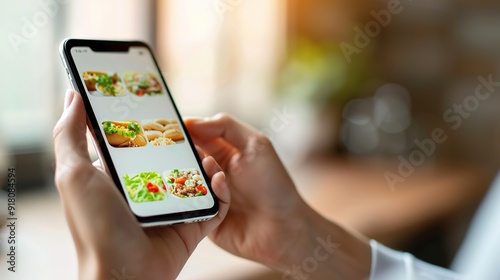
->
[[123, 172, 166, 203], [102, 121, 141, 138]]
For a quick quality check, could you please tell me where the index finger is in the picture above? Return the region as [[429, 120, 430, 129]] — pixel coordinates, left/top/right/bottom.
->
[[185, 113, 260, 151]]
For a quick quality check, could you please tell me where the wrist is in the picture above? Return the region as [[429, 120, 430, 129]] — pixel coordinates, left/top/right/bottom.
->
[[277, 205, 372, 280], [78, 246, 174, 280]]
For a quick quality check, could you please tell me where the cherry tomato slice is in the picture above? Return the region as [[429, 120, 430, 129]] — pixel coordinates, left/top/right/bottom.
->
[[175, 177, 187, 185], [147, 182, 160, 193], [195, 185, 207, 195]]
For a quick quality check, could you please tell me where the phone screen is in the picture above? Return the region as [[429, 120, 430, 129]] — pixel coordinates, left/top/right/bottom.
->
[[66, 43, 216, 221]]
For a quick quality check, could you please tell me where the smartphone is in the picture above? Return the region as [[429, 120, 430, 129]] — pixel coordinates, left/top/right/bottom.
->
[[59, 39, 218, 227]]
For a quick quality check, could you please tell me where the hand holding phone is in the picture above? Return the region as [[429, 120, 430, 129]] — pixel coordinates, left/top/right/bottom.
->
[[53, 90, 230, 279]]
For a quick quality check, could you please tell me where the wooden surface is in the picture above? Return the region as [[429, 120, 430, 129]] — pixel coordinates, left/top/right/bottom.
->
[[294, 157, 491, 248]]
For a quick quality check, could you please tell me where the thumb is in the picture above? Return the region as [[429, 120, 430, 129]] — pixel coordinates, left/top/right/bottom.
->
[[53, 90, 91, 177]]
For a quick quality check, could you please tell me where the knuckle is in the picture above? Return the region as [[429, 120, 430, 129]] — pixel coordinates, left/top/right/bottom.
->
[[213, 112, 234, 123], [255, 133, 272, 147], [52, 121, 65, 143]]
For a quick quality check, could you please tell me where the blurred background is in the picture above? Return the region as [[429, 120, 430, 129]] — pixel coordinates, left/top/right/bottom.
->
[[1, 0, 500, 279]]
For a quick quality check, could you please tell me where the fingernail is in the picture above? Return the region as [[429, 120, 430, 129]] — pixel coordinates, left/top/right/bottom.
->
[[64, 90, 75, 109]]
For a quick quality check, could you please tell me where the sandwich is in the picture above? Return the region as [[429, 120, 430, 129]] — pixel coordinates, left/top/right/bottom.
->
[[102, 121, 147, 148]]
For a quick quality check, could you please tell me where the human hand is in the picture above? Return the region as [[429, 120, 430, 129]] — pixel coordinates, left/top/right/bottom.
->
[[185, 114, 308, 268], [186, 114, 371, 280], [53, 90, 230, 279]]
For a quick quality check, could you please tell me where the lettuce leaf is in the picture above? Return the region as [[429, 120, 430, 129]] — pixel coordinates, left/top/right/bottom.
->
[[124, 172, 165, 203]]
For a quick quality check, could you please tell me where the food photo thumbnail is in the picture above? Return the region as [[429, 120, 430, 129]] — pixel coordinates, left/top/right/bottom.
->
[[165, 169, 208, 198], [83, 71, 126, 96], [142, 119, 185, 146], [123, 171, 167, 203], [83, 71, 163, 97], [123, 72, 162, 96], [123, 168, 209, 204], [102, 120, 147, 148]]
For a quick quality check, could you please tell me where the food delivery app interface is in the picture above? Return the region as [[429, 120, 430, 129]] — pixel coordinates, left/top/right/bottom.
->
[[71, 46, 214, 217]]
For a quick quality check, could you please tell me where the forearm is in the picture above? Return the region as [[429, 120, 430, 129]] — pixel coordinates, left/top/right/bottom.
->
[[277, 206, 372, 280], [77, 243, 180, 280]]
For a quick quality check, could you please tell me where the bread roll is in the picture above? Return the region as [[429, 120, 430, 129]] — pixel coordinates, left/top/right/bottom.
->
[[134, 134, 148, 147], [142, 121, 164, 131], [155, 119, 170, 126], [105, 133, 130, 147], [163, 129, 184, 141], [145, 130, 163, 141]]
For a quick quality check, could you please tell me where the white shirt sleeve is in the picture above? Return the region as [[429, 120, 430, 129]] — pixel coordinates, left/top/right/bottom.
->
[[451, 174, 500, 280], [369, 240, 464, 280]]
